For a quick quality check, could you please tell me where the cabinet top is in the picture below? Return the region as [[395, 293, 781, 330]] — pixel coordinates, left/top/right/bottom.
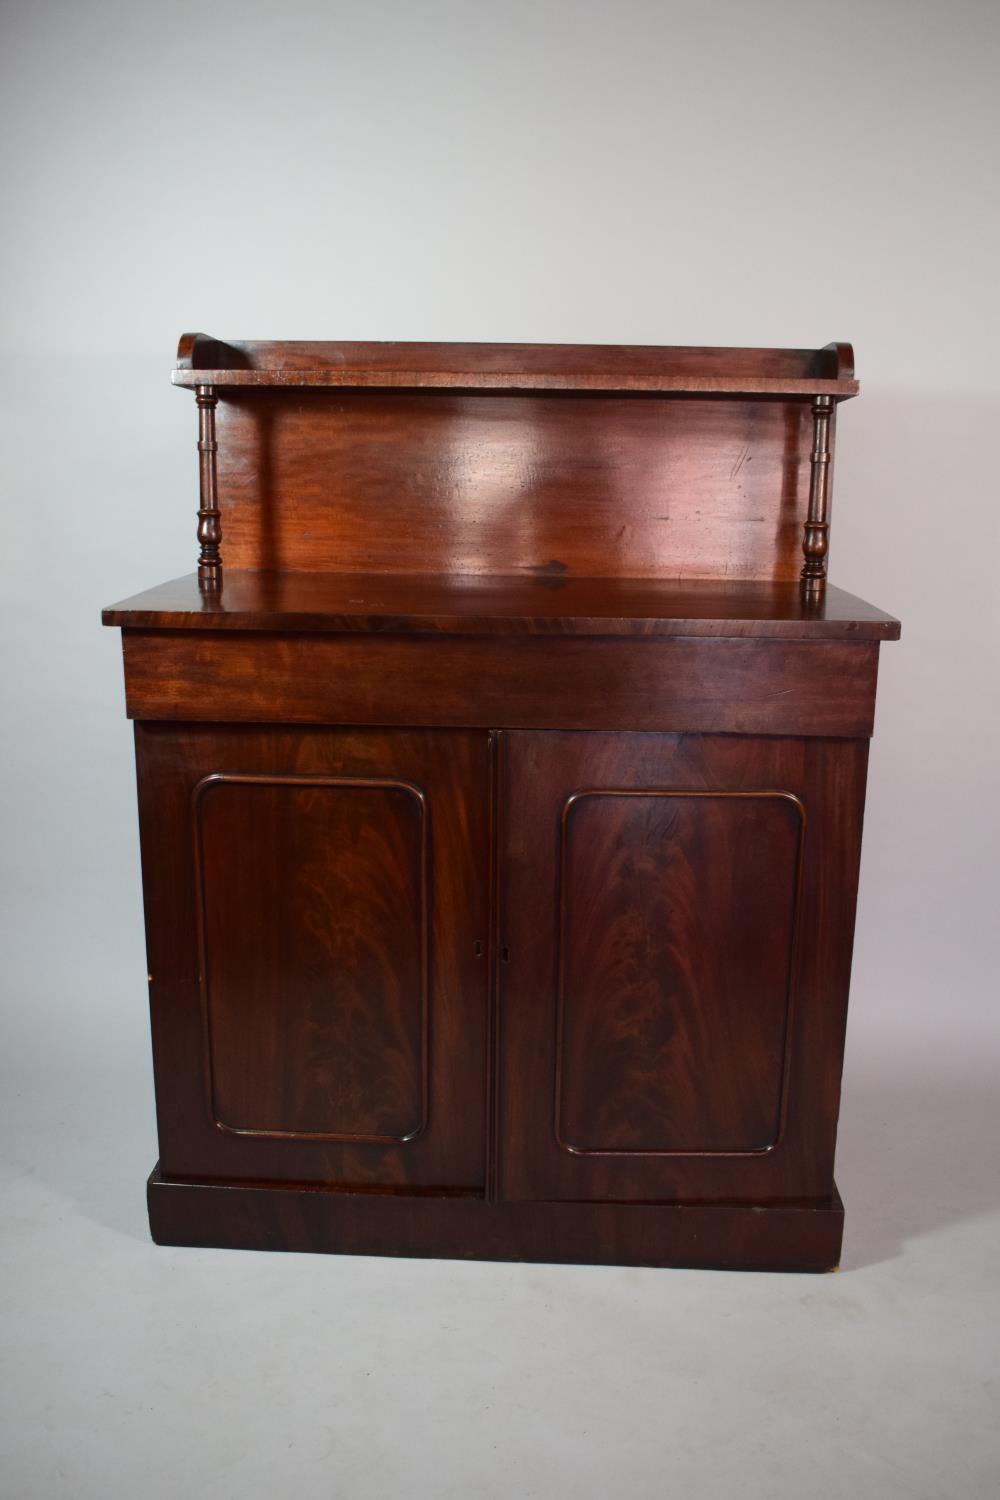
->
[[172, 334, 859, 397], [103, 572, 899, 641]]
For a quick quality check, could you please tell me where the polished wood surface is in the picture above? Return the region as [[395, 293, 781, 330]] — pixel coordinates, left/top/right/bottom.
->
[[208, 390, 820, 579], [104, 572, 900, 640], [197, 774, 427, 1142], [148, 1172, 845, 1272], [103, 334, 898, 1270], [195, 386, 222, 588], [555, 788, 802, 1155], [120, 631, 881, 737], [498, 732, 868, 1204], [136, 724, 490, 1189], [174, 334, 858, 396], [801, 396, 834, 596]]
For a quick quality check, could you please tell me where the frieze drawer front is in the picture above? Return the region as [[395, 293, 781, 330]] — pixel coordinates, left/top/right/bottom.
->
[[104, 335, 899, 1270]]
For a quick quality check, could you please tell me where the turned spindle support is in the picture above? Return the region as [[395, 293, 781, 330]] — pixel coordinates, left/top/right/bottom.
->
[[800, 394, 833, 599], [195, 384, 222, 590]]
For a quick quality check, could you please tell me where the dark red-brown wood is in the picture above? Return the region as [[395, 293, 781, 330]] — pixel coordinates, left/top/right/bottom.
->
[[136, 724, 490, 1190], [198, 774, 427, 1142], [103, 573, 899, 641], [119, 631, 881, 737], [556, 788, 800, 1155], [497, 732, 868, 1204], [207, 391, 821, 580], [173, 334, 858, 394], [103, 335, 898, 1271], [148, 1172, 845, 1272], [166, 338, 863, 592]]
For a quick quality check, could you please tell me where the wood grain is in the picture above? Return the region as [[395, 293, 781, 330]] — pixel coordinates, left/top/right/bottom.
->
[[101, 334, 897, 1270], [149, 1170, 846, 1271], [121, 631, 881, 738], [136, 724, 491, 1190], [173, 334, 858, 395], [556, 789, 803, 1155], [196, 774, 428, 1142], [103, 572, 901, 641], [207, 391, 820, 580], [498, 731, 869, 1204]]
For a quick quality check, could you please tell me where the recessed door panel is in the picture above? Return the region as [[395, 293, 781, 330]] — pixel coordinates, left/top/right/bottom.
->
[[557, 789, 802, 1156], [196, 775, 428, 1143]]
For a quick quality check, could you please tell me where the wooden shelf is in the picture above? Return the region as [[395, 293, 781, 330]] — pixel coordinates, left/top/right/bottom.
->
[[172, 369, 858, 396], [171, 335, 859, 398], [103, 572, 899, 641]]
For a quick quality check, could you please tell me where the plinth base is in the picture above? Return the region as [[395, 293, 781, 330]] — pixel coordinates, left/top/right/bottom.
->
[[148, 1169, 844, 1273]]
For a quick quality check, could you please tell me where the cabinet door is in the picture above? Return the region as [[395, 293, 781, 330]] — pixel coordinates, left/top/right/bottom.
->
[[136, 724, 490, 1191], [498, 731, 868, 1203]]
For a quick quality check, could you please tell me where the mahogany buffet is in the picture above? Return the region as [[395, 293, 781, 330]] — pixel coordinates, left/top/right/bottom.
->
[[103, 336, 899, 1271]]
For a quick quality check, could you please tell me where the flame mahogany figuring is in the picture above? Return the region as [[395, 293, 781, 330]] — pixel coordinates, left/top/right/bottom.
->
[[104, 336, 898, 1271]]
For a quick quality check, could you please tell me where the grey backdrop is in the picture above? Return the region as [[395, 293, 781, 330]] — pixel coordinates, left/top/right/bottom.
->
[[2, 3, 998, 1498]]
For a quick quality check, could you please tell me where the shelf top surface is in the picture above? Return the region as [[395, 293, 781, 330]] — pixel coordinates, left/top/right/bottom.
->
[[103, 572, 900, 641], [172, 336, 859, 397]]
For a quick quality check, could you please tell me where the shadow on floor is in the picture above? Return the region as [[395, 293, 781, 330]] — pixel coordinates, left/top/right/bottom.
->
[[6, 1053, 998, 1271], [835, 1055, 1000, 1270], [0, 1063, 156, 1245]]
